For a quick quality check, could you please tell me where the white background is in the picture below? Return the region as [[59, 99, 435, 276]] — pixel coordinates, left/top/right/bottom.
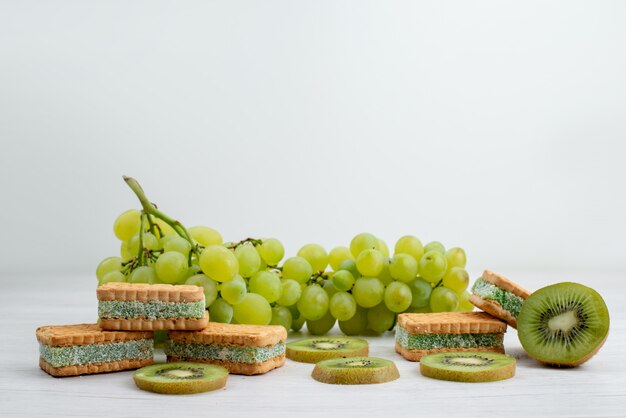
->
[[1, 1, 625, 278]]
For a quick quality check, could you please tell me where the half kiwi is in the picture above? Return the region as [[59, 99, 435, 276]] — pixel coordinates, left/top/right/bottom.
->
[[287, 337, 369, 363], [133, 362, 228, 394], [420, 352, 516, 382], [517, 282, 609, 367], [311, 357, 399, 385]]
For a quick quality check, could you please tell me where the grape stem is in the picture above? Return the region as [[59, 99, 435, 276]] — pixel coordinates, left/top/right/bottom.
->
[[226, 237, 264, 250], [123, 176, 200, 262], [138, 214, 146, 266]]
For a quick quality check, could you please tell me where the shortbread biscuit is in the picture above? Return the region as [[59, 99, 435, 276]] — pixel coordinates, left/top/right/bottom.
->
[[36, 324, 154, 377], [395, 312, 507, 362], [97, 282, 208, 331], [470, 270, 531, 328], [166, 323, 287, 375]]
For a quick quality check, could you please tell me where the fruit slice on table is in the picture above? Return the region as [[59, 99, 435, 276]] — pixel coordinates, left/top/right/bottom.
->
[[311, 357, 399, 385], [133, 362, 228, 394], [517, 282, 609, 367], [420, 352, 516, 383], [286, 337, 369, 363]]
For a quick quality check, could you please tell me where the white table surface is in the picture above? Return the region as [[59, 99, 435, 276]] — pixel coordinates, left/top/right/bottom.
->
[[1, 272, 624, 418]]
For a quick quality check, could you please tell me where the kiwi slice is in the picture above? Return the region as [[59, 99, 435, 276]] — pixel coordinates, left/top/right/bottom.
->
[[287, 337, 369, 364], [420, 352, 516, 382], [133, 362, 228, 394], [312, 356, 399, 385], [517, 282, 609, 367]]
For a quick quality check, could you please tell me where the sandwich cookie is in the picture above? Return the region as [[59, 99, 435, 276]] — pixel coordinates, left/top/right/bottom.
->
[[36, 324, 153, 377], [97, 282, 209, 331], [165, 322, 287, 375], [470, 270, 531, 328], [395, 312, 507, 361]]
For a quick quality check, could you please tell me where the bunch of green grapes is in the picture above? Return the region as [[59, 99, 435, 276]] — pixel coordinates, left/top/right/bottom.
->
[[96, 178, 472, 335]]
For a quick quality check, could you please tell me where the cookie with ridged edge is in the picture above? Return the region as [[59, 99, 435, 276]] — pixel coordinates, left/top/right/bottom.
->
[[470, 270, 531, 328]]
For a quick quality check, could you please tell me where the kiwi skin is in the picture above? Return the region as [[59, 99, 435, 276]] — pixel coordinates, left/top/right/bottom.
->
[[311, 357, 400, 385], [517, 282, 610, 367], [133, 362, 228, 394]]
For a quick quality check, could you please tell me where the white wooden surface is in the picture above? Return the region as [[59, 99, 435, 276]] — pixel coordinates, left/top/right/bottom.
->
[[1, 272, 624, 418]]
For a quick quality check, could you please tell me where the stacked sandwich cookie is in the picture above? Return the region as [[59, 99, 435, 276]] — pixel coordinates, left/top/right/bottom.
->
[[165, 323, 287, 375], [470, 270, 531, 328], [395, 312, 507, 361], [36, 324, 153, 377], [97, 282, 209, 331]]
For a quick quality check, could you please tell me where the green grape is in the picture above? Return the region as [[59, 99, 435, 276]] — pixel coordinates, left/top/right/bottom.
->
[[306, 311, 336, 335], [163, 236, 191, 256], [352, 277, 384, 308], [388, 253, 419, 283], [128, 232, 159, 255], [99, 270, 126, 285], [430, 286, 459, 312], [290, 306, 306, 332], [159, 234, 176, 248], [188, 226, 223, 247], [154, 251, 188, 284], [355, 249, 384, 277], [442, 267, 469, 294], [232, 293, 272, 325], [120, 240, 133, 260], [153, 330, 169, 348], [419, 251, 448, 283], [297, 243, 328, 272], [378, 258, 393, 286], [199, 245, 239, 282], [394, 235, 424, 261], [129, 266, 158, 284], [332, 270, 355, 291], [249, 271, 282, 303], [270, 306, 293, 331], [277, 279, 302, 306], [383, 281, 412, 313], [408, 278, 432, 308], [328, 246, 354, 271], [153, 218, 176, 236], [96, 256, 123, 281], [257, 238, 284, 266], [329, 292, 357, 321], [338, 306, 368, 335], [113, 209, 141, 241], [186, 263, 201, 278], [297, 284, 329, 321], [458, 290, 474, 312], [337, 259, 360, 279], [350, 233, 378, 257], [408, 305, 432, 313], [282, 256, 313, 284], [220, 274, 247, 305], [446, 247, 467, 269], [377, 238, 390, 257], [424, 241, 446, 255], [323, 279, 339, 298], [209, 298, 233, 323], [367, 303, 396, 333], [185, 274, 218, 307], [234, 244, 261, 278]]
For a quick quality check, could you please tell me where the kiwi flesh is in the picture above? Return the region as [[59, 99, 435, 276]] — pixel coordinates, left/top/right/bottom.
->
[[517, 282, 609, 367], [133, 362, 228, 394], [312, 356, 399, 384], [420, 352, 516, 382], [287, 337, 369, 363]]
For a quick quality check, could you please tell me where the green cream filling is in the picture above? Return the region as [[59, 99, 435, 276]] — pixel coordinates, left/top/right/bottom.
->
[[40, 339, 153, 367], [165, 341, 285, 364], [98, 300, 205, 319], [395, 326, 503, 350], [471, 277, 524, 317]]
